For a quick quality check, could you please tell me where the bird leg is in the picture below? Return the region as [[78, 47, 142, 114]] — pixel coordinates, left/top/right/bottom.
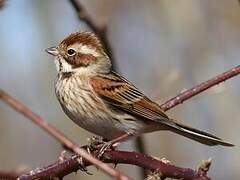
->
[[97, 133, 131, 158]]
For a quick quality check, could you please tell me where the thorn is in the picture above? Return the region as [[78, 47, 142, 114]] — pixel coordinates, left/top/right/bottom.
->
[[113, 162, 118, 168], [198, 158, 212, 173], [160, 158, 171, 164], [58, 150, 67, 162], [146, 171, 164, 180]]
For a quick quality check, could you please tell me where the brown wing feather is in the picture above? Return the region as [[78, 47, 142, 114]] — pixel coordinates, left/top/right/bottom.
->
[[90, 72, 169, 121], [90, 72, 234, 146]]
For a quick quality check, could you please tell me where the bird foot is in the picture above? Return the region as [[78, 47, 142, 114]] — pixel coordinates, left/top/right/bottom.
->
[[97, 141, 112, 159], [87, 136, 106, 150], [87, 136, 120, 159], [97, 141, 119, 159]]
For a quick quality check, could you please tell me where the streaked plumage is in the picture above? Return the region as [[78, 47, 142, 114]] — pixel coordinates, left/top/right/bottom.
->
[[46, 31, 233, 146]]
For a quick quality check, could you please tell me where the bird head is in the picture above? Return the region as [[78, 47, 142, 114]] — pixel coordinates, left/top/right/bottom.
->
[[46, 31, 111, 75]]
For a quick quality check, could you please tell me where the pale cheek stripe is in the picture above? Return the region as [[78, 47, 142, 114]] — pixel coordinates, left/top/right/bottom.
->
[[78, 44, 100, 57]]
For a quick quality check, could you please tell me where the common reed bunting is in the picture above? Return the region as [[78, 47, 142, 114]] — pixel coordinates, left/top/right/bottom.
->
[[46, 31, 233, 149]]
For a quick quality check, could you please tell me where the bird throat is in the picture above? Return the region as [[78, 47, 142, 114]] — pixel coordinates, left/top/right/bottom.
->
[[60, 72, 74, 80]]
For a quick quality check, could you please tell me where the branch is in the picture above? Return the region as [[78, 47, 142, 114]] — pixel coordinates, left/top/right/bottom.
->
[[69, 0, 115, 64], [68, 1, 147, 177], [18, 149, 211, 180], [0, 90, 130, 180], [160, 65, 240, 111], [0, 171, 19, 180], [68, 1, 148, 178], [0, 0, 5, 9], [70, 0, 146, 177]]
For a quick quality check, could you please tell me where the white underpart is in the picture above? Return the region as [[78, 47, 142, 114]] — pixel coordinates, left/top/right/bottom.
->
[[54, 58, 60, 72], [54, 57, 73, 72], [55, 73, 142, 139]]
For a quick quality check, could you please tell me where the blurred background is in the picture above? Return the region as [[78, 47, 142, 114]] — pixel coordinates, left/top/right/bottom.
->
[[0, 0, 240, 179]]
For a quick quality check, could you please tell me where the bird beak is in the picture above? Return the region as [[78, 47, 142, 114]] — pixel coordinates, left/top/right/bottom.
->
[[45, 46, 59, 56]]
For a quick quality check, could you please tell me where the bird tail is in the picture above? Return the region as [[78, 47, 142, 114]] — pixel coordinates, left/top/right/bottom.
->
[[163, 119, 234, 147]]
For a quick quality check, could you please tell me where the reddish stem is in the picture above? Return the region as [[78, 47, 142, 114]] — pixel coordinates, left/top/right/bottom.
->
[[0, 90, 129, 180], [18, 150, 210, 180], [160, 65, 240, 111], [0, 171, 19, 180]]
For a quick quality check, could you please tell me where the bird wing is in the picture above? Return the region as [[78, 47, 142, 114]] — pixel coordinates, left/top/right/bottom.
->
[[90, 72, 169, 122], [90, 72, 234, 147]]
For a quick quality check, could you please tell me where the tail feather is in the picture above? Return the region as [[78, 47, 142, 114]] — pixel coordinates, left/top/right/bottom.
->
[[163, 119, 234, 147]]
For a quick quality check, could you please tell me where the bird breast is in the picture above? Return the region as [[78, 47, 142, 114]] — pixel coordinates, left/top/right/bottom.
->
[[55, 73, 105, 119], [54, 73, 126, 139]]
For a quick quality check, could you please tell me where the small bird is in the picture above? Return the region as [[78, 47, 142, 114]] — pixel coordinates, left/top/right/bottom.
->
[[46, 31, 233, 147]]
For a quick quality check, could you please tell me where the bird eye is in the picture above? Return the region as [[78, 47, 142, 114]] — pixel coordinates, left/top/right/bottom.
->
[[67, 48, 76, 56]]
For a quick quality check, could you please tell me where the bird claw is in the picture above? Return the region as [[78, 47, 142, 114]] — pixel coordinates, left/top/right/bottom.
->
[[97, 141, 112, 159], [97, 141, 119, 159], [87, 136, 105, 150], [87, 136, 119, 159]]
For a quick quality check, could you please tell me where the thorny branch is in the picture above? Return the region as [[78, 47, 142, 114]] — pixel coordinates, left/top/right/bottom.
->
[[161, 65, 240, 111], [0, 90, 129, 180], [0, 171, 19, 180], [18, 149, 211, 180], [0, 65, 239, 179]]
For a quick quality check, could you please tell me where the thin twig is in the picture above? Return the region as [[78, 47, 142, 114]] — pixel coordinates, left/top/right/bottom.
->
[[69, 1, 147, 179], [0, 90, 130, 180], [67, 2, 240, 178], [18, 149, 210, 180], [69, 0, 115, 66], [0, 0, 5, 9], [160, 65, 240, 111], [68, 1, 148, 179]]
